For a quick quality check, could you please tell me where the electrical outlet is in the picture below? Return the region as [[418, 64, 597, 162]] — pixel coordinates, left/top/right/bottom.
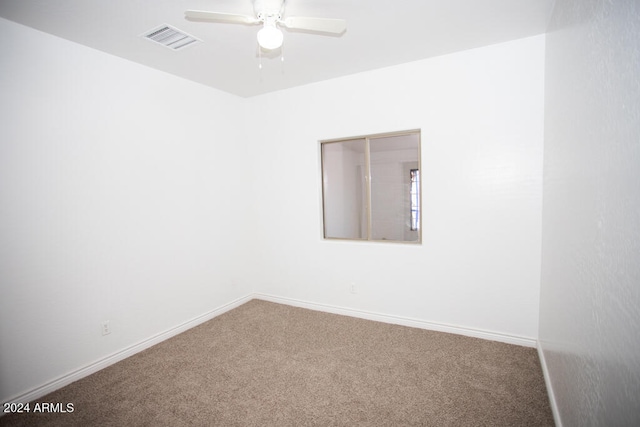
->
[[101, 321, 111, 336], [350, 283, 358, 294]]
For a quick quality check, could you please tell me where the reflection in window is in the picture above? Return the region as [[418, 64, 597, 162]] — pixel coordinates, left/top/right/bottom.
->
[[410, 169, 420, 231]]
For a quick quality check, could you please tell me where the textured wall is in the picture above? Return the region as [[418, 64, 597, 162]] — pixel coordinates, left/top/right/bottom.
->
[[540, 0, 640, 425]]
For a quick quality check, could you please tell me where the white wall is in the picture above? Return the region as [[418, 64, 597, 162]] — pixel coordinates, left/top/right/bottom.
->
[[0, 17, 547, 405], [0, 18, 251, 403], [247, 36, 545, 340], [540, 0, 640, 425]]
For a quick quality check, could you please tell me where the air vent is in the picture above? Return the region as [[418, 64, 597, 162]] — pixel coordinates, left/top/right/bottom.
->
[[142, 25, 201, 50]]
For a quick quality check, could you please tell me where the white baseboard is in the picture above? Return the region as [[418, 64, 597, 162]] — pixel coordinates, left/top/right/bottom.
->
[[2, 294, 252, 407], [537, 342, 562, 427], [253, 293, 537, 348], [3, 292, 539, 410]]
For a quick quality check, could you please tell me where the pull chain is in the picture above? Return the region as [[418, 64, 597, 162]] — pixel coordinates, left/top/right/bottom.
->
[[280, 44, 285, 73]]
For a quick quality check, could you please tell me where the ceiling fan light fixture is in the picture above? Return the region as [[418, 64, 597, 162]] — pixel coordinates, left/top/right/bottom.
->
[[257, 23, 283, 50]]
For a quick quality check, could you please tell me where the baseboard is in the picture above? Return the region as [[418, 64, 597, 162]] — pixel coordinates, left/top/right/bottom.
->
[[253, 293, 537, 348], [2, 294, 253, 408], [537, 342, 562, 427], [3, 292, 538, 410]]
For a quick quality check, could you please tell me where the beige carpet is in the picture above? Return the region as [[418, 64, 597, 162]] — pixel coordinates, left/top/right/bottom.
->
[[1, 300, 554, 426]]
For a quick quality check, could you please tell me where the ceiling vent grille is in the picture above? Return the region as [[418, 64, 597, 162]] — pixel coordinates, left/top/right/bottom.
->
[[142, 25, 201, 50]]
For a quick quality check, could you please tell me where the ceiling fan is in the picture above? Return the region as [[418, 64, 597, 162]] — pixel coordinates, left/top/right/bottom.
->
[[185, 0, 346, 51]]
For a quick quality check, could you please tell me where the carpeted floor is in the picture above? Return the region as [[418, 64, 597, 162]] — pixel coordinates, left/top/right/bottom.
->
[[0, 300, 554, 426]]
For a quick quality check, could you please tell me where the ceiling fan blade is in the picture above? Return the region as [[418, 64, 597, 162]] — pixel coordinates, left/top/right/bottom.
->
[[185, 10, 259, 25], [282, 16, 346, 34]]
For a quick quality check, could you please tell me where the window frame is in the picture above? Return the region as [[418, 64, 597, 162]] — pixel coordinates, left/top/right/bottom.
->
[[320, 129, 422, 244]]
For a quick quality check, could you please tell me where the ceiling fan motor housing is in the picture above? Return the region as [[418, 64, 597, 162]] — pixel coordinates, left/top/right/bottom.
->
[[253, 0, 286, 15]]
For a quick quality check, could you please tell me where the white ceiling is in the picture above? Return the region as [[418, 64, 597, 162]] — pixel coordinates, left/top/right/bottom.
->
[[0, 0, 554, 98]]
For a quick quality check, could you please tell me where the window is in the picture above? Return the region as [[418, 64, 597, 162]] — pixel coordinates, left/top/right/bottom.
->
[[321, 130, 421, 243]]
